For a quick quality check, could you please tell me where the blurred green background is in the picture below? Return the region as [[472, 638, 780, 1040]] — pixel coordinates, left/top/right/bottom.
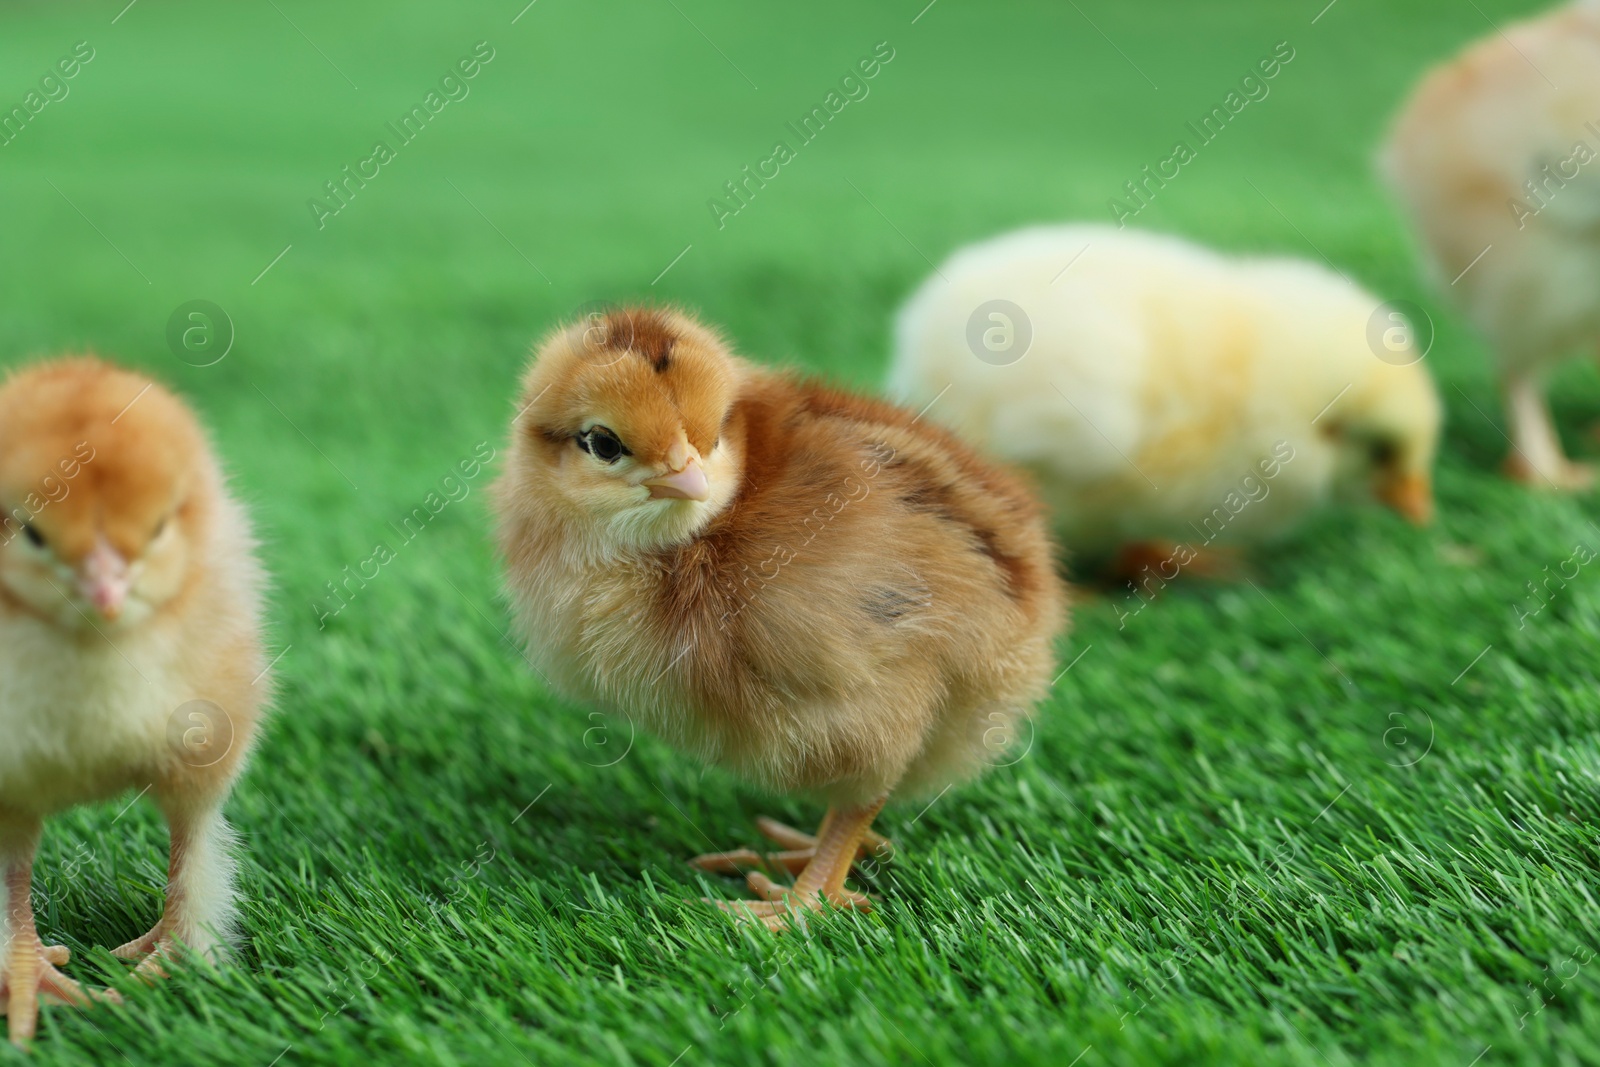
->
[[5, 1, 1600, 1065]]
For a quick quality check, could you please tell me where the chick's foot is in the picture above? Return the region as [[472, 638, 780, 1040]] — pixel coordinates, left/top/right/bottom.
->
[[111, 923, 175, 982], [695, 801, 887, 932], [108, 806, 234, 984], [4, 851, 122, 1046], [2, 933, 122, 1046], [1503, 452, 1595, 491], [690, 815, 893, 876], [743, 870, 875, 911], [755, 815, 895, 860], [1503, 378, 1593, 491], [1110, 540, 1241, 586]]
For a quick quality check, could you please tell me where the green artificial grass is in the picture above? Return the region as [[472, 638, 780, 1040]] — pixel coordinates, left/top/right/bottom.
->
[[3, 0, 1599, 1063]]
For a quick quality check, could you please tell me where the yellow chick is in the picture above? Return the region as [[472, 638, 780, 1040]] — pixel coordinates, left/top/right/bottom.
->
[[493, 307, 1065, 930], [1381, 0, 1600, 488], [0, 360, 270, 1045], [887, 225, 1442, 572]]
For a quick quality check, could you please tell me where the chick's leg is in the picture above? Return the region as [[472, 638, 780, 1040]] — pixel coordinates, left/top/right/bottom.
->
[[1, 824, 119, 1046], [113, 800, 236, 979], [1503, 373, 1593, 489]]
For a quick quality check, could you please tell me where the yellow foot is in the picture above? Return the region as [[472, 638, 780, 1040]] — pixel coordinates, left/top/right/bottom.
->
[[1110, 540, 1242, 586], [703, 886, 874, 932], [1503, 453, 1595, 491], [111, 925, 174, 983], [692, 802, 889, 932], [689, 816, 893, 876], [2, 938, 122, 1046]]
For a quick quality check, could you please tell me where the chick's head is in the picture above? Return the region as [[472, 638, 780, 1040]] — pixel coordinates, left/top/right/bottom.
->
[[0, 359, 214, 630], [1329, 359, 1442, 525], [502, 307, 743, 553]]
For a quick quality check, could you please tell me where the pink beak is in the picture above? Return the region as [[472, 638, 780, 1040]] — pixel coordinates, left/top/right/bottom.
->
[[643, 457, 710, 502], [78, 540, 131, 621]]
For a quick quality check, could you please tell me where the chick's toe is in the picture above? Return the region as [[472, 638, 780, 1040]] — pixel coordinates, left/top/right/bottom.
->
[[691, 815, 894, 878], [699, 802, 885, 931]]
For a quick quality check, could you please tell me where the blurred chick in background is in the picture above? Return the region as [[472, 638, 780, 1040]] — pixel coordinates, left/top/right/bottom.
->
[[1382, 0, 1600, 488], [0, 361, 270, 1045], [888, 225, 1442, 575], [493, 307, 1064, 931]]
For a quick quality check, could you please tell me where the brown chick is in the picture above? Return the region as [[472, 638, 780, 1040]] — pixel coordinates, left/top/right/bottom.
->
[[0, 360, 270, 1045], [493, 307, 1066, 930]]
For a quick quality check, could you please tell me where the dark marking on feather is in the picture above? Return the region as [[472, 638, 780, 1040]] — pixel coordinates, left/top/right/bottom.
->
[[864, 584, 933, 624], [900, 483, 961, 525], [892, 456, 1027, 601], [602, 308, 676, 372], [968, 525, 1025, 596]]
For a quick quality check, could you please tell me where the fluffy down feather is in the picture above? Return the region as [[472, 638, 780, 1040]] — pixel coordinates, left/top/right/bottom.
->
[[493, 307, 1066, 926], [0, 359, 270, 1043], [1380, 0, 1600, 487], [887, 225, 1442, 558]]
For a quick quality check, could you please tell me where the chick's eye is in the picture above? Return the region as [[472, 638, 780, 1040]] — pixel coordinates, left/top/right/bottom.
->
[[1369, 439, 1398, 466], [21, 523, 44, 548], [578, 426, 628, 464]]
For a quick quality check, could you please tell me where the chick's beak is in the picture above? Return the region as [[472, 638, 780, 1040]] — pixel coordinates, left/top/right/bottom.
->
[[644, 456, 710, 502], [1376, 470, 1434, 526], [78, 540, 132, 621]]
